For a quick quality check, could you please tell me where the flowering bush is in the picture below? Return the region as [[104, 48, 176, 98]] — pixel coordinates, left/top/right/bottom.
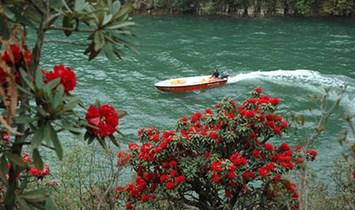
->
[[116, 88, 316, 209]]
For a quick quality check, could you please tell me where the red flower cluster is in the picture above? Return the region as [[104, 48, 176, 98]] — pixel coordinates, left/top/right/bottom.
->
[[306, 150, 318, 161], [42, 65, 76, 95], [85, 104, 119, 138], [0, 44, 32, 84]]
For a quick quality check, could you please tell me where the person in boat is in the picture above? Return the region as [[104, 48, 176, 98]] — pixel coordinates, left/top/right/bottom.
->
[[212, 69, 220, 79]]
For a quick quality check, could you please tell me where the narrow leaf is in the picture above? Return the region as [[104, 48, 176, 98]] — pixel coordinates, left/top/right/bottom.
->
[[4, 153, 27, 168], [19, 68, 34, 90], [116, 110, 127, 118], [0, 155, 9, 187], [45, 197, 56, 210], [32, 148, 44, 169], [51, 129, 63, 160], [109, 135, 119, 147], [31, 126, 44, 148], [43, 122, 52, 146], [35, 68, 45, 89]]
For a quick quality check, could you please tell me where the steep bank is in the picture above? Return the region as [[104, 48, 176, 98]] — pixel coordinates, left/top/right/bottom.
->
[[124, 0, 355, 17]]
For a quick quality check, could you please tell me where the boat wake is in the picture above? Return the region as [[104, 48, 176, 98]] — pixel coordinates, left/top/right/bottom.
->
[[227, 69, 355, 112]]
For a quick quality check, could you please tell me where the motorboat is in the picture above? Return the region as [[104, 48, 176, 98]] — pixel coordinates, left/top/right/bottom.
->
[[154, 72, 230, 92]]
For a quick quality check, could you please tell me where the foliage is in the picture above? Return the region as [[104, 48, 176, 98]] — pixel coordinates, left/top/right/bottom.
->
[[52, 141, 123, 210], [203, 1, 218, 13], [0, 0, 136, 209], [175, 0, 193, 12], [115, 88, 317, 209]]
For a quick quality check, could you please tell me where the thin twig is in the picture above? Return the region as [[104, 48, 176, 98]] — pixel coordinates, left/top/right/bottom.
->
[[44, 40, 90, 46], [47, 26, 95, 33]]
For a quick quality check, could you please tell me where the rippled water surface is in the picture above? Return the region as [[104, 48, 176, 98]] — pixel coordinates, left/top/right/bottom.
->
[[34, 15, 355, 178]]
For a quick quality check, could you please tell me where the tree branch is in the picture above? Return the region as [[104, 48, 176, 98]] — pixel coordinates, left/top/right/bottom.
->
[[47, 26, 95, 33], [44, 40, 90, 46]]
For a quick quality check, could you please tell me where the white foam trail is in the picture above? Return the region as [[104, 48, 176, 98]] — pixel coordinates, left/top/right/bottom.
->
[[227, 69, 355, 112], [228, 69, 350, 88]]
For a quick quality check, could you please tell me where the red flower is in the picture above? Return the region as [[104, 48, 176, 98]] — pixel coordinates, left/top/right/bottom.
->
[[85, 104, 119, 138], [242, 172, 255, 180], [280, 143, 290, 151], [263, 144, 273, 151], [126, 204, 132, 209], [227, 171, 236, 179], [213, 175, 221, 183], [255, 87, 262, 93], [281, 122, 288, 128], [169, 160, 177, 168], [141, 195, 148, 202], [170, 170, 177, 177], [253, 150, 261, 158], [2, 44, 22, 63], [270, 98, 280, 104], [225, 190, 231, 197], [160, 175, 169, 182], [175, 176, 186, 184], [43, 65, 76, 95], [166, 182, 175, 189], [245, 110, 256, 118], [154, 147, 162, 153]]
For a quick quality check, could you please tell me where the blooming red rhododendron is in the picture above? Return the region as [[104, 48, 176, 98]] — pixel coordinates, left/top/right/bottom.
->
[[85, 104, 119, 138], [116, 88, 313, 209], [43, 65, 76, 95]]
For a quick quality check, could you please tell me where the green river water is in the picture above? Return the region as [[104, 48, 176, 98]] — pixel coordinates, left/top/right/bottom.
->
[[34, 15, 355, 178]]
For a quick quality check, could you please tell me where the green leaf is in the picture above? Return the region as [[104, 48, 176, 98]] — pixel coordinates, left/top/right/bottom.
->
[[35, 68, 45, 88], [116, 110, 127, 118], [2, 5, 15, 20], [31, 126, 44, 148], [5, 186, 15, 205], [16, 196, 31, 210], [45, 197, 56, 210], [21, 192, 49, 203], [113, 5, 132, 20], [45, 78, 61, 91], [62, 96, 79, 112], [5, 153, 27, 168], [105, 21, 135, 30], [62, 123, 82, 134], [19, 68, 34, 91], [52, 85, 64, 109], [43, 122, 52, 146], [0, 14, 10, 40], [94, 31, 105, 51], [51, 129, 63, 160], [36, 106, 48, 117], [50, 0, 64, 9], [0, 155, 9, 187], [102, 13, 113, 26], [32, 148, 44, 170], [15, 115, 39, 124], [112, 0, 121, 15], [16, 84, 33, 96], [74, 0, 89, 13], [104, 42, 114, 59]]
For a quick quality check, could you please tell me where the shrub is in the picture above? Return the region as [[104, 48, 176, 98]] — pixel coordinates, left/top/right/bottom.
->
[[116, 88, 315, 209]]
